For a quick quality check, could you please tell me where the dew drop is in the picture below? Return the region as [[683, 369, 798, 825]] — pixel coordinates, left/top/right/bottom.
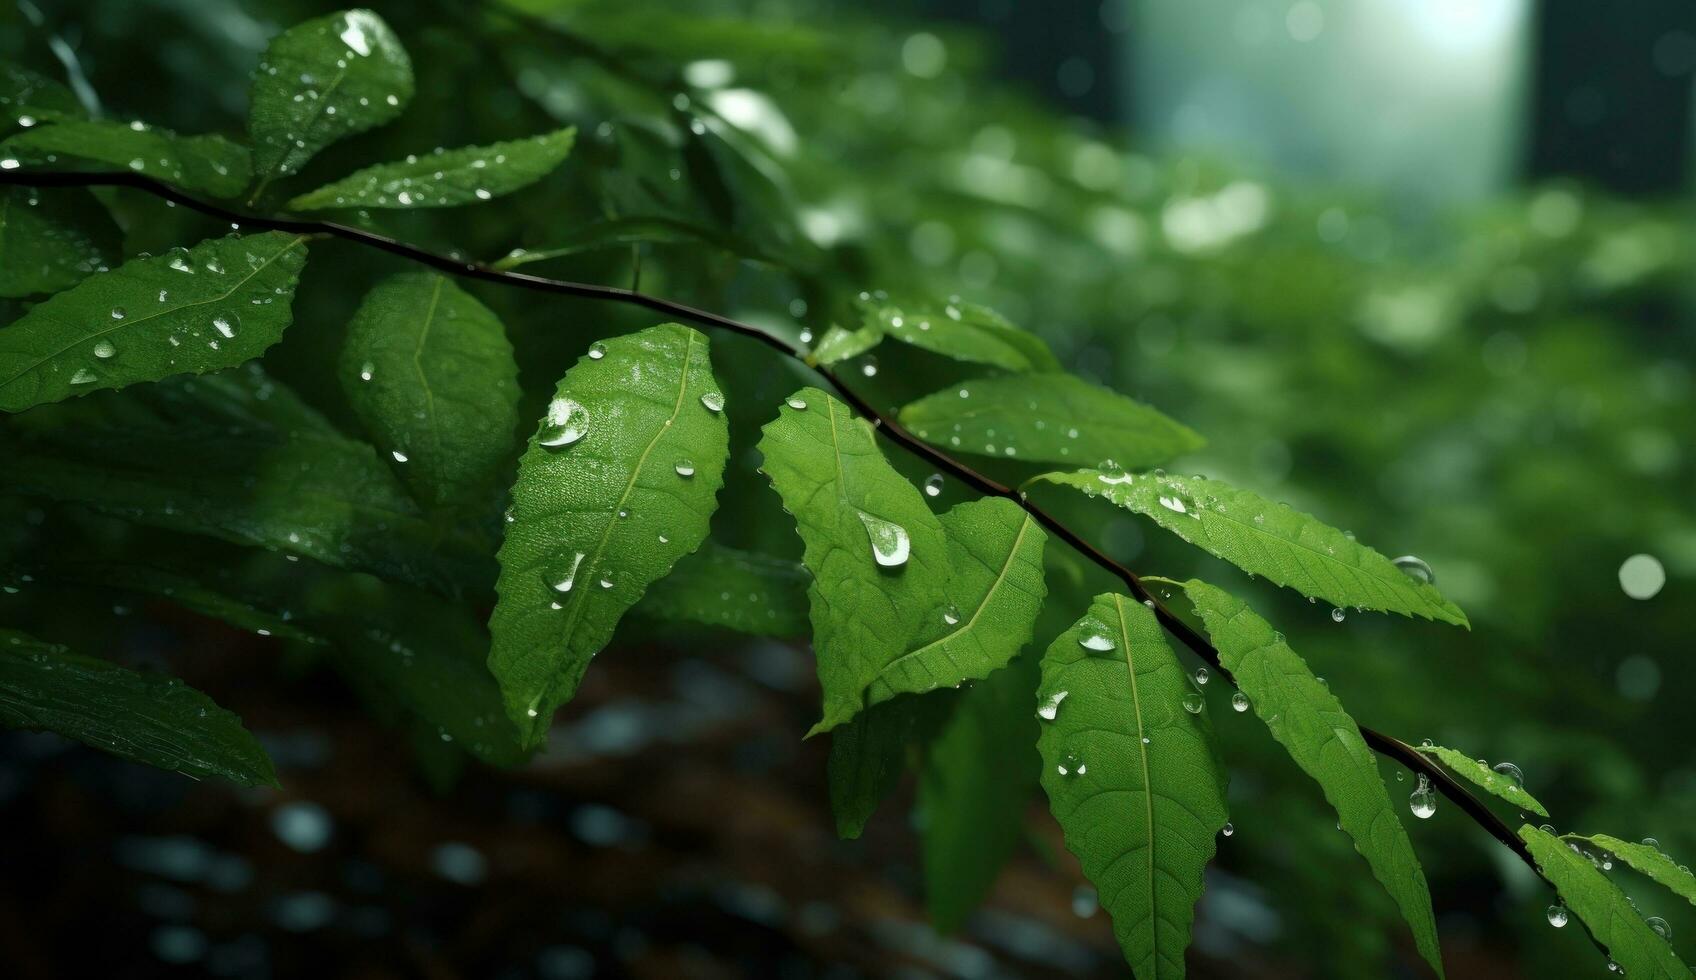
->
[[1330, 607, 1346, 623], [359, 362, 374, 382], [674, 458, 696, 478], [1491, 761, 1524, 787], [923, 473, 944, 497], [587, 341, 607, 360], [548, 552, 586, 593], [1409, 773, 1437, 819], [1078, 629, 1116, 652], [1194, 667, 1210, 685], [212, 314, 238, 339], [1643, 837, 1660, 848], [1037, 690, 1068, 721], [69, 367, 97, 385], [787, 396, 808, 410], [92, 340, 116, 359], [1231, 691, 1250, 713], [700, 390, 725, 412], [942, 603, 960, 626], [391, 450, 408, 463], [1182, 691, 1205, 714], [1221, 822, 1235, 837], [858, 512, 911, 567], [1546, 905, 1568, 928], [1097, 459, 1132, 485], [539, 397, 589, 448], [1391, 554, 1435, 585], [110, 307, 127, 320]]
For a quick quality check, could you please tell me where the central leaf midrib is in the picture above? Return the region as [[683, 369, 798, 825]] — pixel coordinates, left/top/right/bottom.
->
[[1113, 595, 1159, 976]]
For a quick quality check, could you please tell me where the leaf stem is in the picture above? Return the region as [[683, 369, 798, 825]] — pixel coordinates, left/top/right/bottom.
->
[[0, 168, 1538, 874]]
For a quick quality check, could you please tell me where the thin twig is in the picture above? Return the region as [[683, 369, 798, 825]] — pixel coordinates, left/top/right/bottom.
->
[[0, 169, 1536, 869]]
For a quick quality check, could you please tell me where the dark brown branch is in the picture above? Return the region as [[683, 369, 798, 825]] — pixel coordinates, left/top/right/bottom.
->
[[0, 169, 1535, 870]]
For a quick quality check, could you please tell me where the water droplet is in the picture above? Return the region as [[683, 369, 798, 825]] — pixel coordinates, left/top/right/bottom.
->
[[1157, 494, 1189, 515], [599, 576, 614, 589], [1330, 607, 1346, 623], [1097, 459, 1132, 485], [587, 342, 607, 360], [1037, 690, 1068, 721], [942, 604, 960, 626], [700, 390, 724, 412], [167, 250, 194, 273], [860, 355, 879, 378], [1231, 692, 1250, 713], [1546, 904, 1568, 928], [548, 552, 586, 593], [212, 314, 238, 339], [391, 450, 408, 463], [110, 307, 127, 320], [1643, 837, 1660, 848], [924, 474, 944, 497], [359, 362, 374, 382], [1221, 822, 1235, 837], [674, 458, 696, 478], [787, 396, 808, 410], [539, 397, 589, 448], [92, 340, 116, 359], [858, 512, 911, 567], [1491, 761, 1524, 787], [69, 367, 97, 385], [1078, 629, 1115, 652], [1057, 751, 1084, 777], [1409, 773, 1437, 819], [1194, 667, 1210, 685], [1182, 691, 1205, 714], [1392, 555, 1435, 585]]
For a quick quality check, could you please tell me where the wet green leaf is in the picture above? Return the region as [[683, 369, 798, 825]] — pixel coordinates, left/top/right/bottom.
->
[[1521, 825, 1687, 979], [1036, 594, 1229, 979], [339, 272, 519, 509], [249, 8, 413, 193], [901, 373, 1204, 466], [0, 185, 119, 298], [1187, 579, 1444, 978], [0, 120, 251, 197], [1415, 742, 1550, 819], [488, 324, 729, 746], [288, 127, 575, 210], [0, 61, 84, 127], [1574, 834, 1696, 909], [636, 541, 809, 637], [0, 628, 277, 787], [849, 296, 1059, 372], [0, 231, 307, 412], [1038, 468, 1469, 626], [828, 689, 956, 839]]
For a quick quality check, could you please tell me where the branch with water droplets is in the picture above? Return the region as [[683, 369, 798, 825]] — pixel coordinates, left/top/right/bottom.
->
[[0, 168, 1538, 874]]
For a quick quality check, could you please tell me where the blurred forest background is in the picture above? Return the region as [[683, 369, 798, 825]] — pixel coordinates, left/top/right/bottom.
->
[[1, 0, 1693, 977]]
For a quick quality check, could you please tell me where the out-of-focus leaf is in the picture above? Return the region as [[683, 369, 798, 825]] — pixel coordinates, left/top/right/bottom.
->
[[1415, 742, 1550, 818], [810, 323, 882, 365], [1187, 579, 1444, 978], [45, 559, 324, 645], [489, 324, 729, 746], [288, 128, 575, 210], [491, 216, 776, 271], [901, 373, 1203, 466], [636, 541, 808, 637], [864, 498, 1047, 706], [0, 231, 307, 412], [1, 120, 249, 197], [248, 8, 413, 192], [1521, 825, 1687, 979], [1574, 834, 1696, 909], [854, 296, 1059, 372], [0, 628, 277, 787], [1036, 593, 1228, 979], [828, 689, 956, 839], [757, 386, 947, 735], [0, 185, 119, 297], [1039, 469, 1469, 627], [339, 272, 519, 509], [0, 61, 83, 126], [0, 365, 491, 596], [920, 654, 1040, 932]]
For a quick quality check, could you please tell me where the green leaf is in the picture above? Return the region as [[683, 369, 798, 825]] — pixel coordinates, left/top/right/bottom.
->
[[636, 541, 809, 637], [1574, 834, 1696, 909], [488, 324, 729, 745], [1414, 742, 1550, 818], [339, 272, 519, 509], [1038, 469, 1469, 627], [248, 8, 413, 191], [0, 120, 251, 197], [0, 231, 308, 412], [920, 654, 1040, 932], [1521, 825, 1688, 980], [0, 61, 84, 126], [0, 185, 120, 298], [0, 365, 491, 596], [864, 498, 1047, 706], [0, 628, 277, 787], [1185, 579, 1445, 978], [858, 296, 1060, 372], [810, 323, 883, 365], [490, 216, 776, 271], [45, 560, 325, 645], [287, 127, 575, 210], [828, 689, 956, 839], [1036, 593, 1229, 979], [900, 373, 1204, 467], [757, 386, 948, 735]]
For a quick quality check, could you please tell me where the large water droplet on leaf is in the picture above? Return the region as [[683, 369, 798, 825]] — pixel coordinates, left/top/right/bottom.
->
[[857, 512, 910, 567], [1391, 554, 1435, 585], [539, 397, 588, 448], [547, 552, 586, 594], [1037, 690, 1068, 721]]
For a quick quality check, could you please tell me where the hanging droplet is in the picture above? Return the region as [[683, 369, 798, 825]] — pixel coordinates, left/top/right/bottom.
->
[[1491, 761, 1524, 787], [587, 342, 607, 360], [547, 552, 586, 594], [1391, 554, 1435, 585], [1194, 667, 1210, 686], [942, 603, 960, 626], [1231, 692, 1250, 713], [212, 314, 239, 339], [858, 512, 911, 567], [700, 390, 724, 412], [1182, 691, 1205, 714], [539, 397, 589, 448], [92, 340, 116, 359], [924, 473, 944, 497], [1037, 690, 1068, 721], [1221, 822, 1235, 837], [1546, 905, 1568, 928], [1330, 607, 1346, 623], [786, 396, 808, 410], [674, 459, 696, 478], [1409, 773, 1437, 819]]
